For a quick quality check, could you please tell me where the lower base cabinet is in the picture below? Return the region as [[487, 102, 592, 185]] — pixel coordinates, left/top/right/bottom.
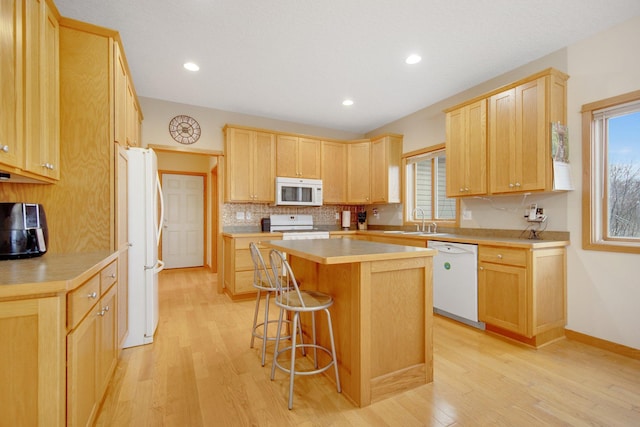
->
[[223, 235, 281, 299], [0, 296, 66, 427], [67, 262, 118, 427], [478, 245, 566, 347]]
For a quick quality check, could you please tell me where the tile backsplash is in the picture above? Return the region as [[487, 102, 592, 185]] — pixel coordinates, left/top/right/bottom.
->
[[222, 204, 365, 229]]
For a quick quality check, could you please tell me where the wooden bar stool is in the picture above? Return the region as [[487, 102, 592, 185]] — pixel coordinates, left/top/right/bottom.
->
[[249, 242, 302, 366], [268, 249, 341, 409]]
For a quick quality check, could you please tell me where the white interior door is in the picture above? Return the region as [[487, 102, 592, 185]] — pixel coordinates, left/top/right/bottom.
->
[[162, 174, 204, 269]]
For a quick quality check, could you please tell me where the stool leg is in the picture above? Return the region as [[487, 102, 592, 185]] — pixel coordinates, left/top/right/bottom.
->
[[260, 291, 271, 366], [311, 312, 318, 369], [250, 289, 262, 348], [270, 307, 285, 381], [325, 308, 341, 393], [288, 312, 299, 410]]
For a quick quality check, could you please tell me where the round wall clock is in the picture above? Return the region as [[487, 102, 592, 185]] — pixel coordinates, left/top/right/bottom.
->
[[168, 115, 201, 144]]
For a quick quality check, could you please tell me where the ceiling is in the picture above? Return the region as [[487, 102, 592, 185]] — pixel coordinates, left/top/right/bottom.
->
[[54, 0, 640, 134]]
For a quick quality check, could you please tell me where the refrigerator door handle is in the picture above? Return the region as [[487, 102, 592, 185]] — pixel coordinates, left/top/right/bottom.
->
[[156, 172, 165, 247]]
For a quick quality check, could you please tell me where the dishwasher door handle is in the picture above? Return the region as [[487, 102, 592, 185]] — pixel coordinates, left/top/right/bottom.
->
[[431, 244, 474, 255]]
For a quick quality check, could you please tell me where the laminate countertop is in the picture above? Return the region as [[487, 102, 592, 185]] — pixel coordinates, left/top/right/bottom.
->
[[0, 251, 117, 299], [261, 238, 436, 265]]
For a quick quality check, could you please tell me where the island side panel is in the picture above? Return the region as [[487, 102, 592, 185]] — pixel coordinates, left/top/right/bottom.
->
[[367, 256, 433, 404]]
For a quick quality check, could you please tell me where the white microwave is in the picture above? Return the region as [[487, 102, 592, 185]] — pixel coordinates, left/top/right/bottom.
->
[[275, 177, 323, 206]]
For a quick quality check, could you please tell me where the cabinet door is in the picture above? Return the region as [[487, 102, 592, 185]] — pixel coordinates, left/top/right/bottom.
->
[[370, 136, 402, 204], [23, 0, 59, 180], [276, 135, 298, 177], [515, 77, 546, 192], [0, 296, 65, 427], [225, 128, 253, 202], [67, 303, 100, 427], [489, 78, 546, 194], [478, 262, 528, 336], [321, 141, 347, 203], [252, 131, 276, 202], [115, 145, 129, 348], [347, 142, 371, 204], [297, 137, 321, 178], [0, 0, 23, 169], [446, 100, 486, 197], [114, 42, 127, 145], [96, 285, 117, 398]]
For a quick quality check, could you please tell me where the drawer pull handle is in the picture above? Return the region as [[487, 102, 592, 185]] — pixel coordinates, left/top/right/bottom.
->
[[109, 273, 116, 279], [88, 291, 98, 299], [1, 145, 9, 153], [497, 254, 503, 259], [97, 309, 105, 317]]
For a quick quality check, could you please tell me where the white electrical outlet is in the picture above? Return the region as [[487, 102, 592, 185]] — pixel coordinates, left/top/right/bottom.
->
[[246, 212, 252, 220], [335, 212, 340, 220], [236, 211, 245, 220], [463, 209, 472, 220]]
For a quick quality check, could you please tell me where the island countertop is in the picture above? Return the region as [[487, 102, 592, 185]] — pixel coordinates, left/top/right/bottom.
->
[[261, 238, 436, 265]]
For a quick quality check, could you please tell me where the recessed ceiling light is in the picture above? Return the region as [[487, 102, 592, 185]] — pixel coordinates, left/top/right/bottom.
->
[[342, 99, 354, 106], [405, 54, 422, 65], [184, 62, 200, 71]]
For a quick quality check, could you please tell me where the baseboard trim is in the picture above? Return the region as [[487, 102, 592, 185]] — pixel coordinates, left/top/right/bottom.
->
[[565, 329, 640, 360]]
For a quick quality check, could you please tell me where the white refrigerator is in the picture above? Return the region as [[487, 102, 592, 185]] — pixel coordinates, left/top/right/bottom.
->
[[124, 147, 165, 348]]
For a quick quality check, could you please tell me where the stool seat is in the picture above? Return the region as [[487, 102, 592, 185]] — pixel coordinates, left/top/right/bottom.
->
[[269, 249, 341, 410]]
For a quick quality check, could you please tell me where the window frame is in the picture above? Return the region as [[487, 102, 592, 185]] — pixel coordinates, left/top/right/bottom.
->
[[582, 89, 640, 254], [402, 144, 459, 227]]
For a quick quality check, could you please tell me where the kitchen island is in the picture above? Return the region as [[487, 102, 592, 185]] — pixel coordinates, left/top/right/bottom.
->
[[260, 238, 436, 407]]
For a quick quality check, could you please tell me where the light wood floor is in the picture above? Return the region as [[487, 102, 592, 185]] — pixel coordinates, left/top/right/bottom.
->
[[95, 268, 640, 426]]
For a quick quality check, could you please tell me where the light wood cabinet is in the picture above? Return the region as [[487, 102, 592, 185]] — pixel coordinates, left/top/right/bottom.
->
[[446, 100, 487, 197], [114, 42, 127, 145], [67, 262, 119, 427], [320, 141, 347, 204], [478, 244, 566, 347], [0, 0, 59, 182], [347, 141, 371, 204], [0, 296, 65, 426], [0, 0, 24, 171], [370, 134, 403, 204], [224, 126, 276, 203], [223, 235, 282, 299], [488, 70, 568, 194], [23, 0, 59, 180], [115, 145, 129, 349], [276, 135, 321, 178]]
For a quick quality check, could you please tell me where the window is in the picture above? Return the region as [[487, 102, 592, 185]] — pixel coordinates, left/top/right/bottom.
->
[[582, 90, 640, 253], [404, 145, 458, 225]]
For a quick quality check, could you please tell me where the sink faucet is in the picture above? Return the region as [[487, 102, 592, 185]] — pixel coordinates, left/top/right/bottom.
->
[[428, 222, 437, 233], [412, 207, 426, 231]]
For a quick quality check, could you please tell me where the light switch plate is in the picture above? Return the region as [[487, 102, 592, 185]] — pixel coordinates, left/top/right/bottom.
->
[[463, 209, 472, 220], [236, 211, 245, 220]]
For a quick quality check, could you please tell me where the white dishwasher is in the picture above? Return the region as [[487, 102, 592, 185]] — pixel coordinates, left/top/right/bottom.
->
[[427, 240, 484, 329]]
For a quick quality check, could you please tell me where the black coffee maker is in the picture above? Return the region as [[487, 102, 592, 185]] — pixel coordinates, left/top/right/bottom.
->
[[0, 203, 49, 259]]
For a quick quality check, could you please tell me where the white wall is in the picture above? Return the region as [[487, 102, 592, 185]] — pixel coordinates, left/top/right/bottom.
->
[[139, 97, 363, 151], [564, 16, 640, 349]]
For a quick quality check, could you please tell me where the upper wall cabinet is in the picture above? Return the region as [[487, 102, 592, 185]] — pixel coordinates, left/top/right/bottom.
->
[[114, 42, 141, 147], [276, 135, 321, 178], [0, 0, 24, 170], [370, 134, 403, 204], [0, 0, 59, 182], [446, 100, 487, 197], [445, 68, 568, 197], [224, 126, 276, 203], [346, 140, 371, 204], [320, 140, 347, 204]]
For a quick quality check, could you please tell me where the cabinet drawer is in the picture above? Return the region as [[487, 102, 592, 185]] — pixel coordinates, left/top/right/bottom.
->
[[235, 247, 271, 271], [234, 237, 280, 250], [479, 246, 527, 267], [68, 274, 101, 329], [100, 260, 118, 294]]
